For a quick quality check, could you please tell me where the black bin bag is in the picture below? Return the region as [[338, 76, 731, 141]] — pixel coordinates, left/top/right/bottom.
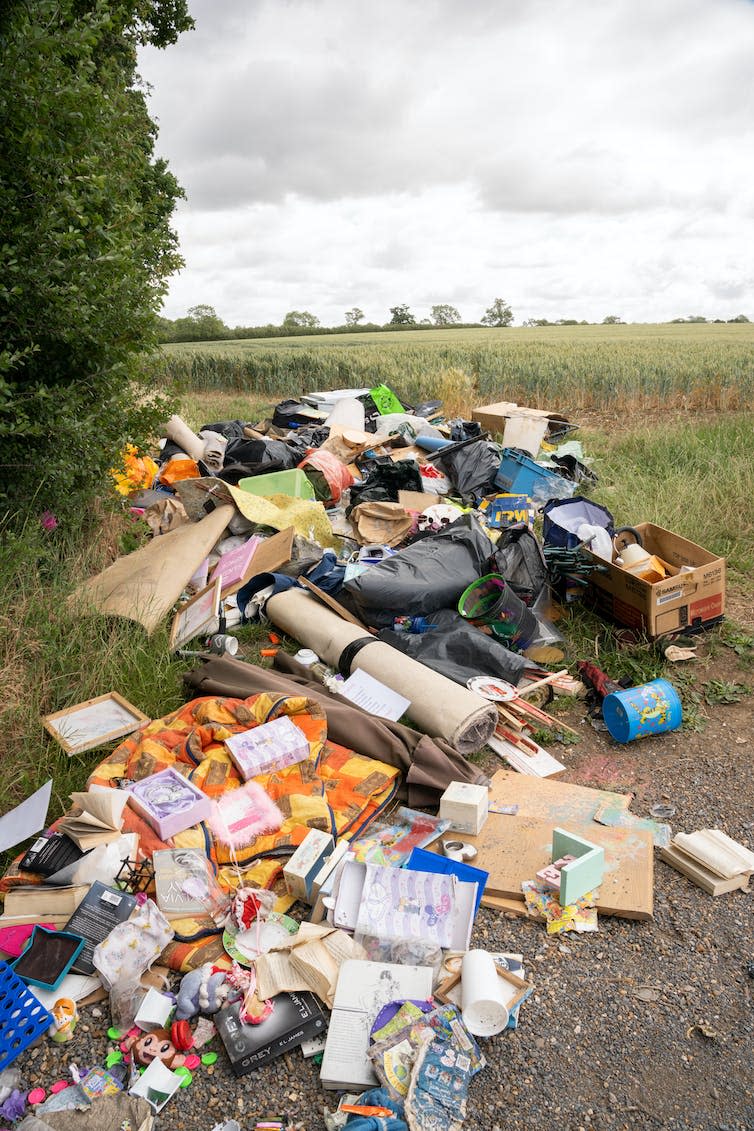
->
[[343, 514, 495, 624], [490, 523, 548, 604], [378, 608, 527, 687]]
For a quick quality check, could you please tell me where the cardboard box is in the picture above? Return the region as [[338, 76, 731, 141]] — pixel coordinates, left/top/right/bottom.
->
[[587, 522, 725, 638], [224, 715, 310, 781], [127, 768, 212, 841], [440, 781, 489, 835], [283, 829, 335, 902], [471, 401, 573, 441]]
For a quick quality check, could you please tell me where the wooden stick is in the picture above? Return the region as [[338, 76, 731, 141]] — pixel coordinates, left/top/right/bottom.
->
[[517, 669, 569, 697]]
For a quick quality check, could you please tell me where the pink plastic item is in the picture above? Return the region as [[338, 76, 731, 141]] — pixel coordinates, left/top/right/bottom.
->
[[28, 1088, 46, 1105], [0, 923, 55, 959]]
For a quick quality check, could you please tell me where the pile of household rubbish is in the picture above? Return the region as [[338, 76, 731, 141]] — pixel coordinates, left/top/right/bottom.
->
[[1, 383, 749, 1131]]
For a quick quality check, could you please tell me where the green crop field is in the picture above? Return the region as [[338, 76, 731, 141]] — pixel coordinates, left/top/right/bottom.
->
[[158, 322, 754, 412]]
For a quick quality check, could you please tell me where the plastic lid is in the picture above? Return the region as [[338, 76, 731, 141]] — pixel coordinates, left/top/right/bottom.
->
[[294, 649, 319, 666]]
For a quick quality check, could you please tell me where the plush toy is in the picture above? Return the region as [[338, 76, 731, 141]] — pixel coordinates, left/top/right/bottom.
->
[[174, 963, 230, 1021], [123, 1028, 189, 1069]]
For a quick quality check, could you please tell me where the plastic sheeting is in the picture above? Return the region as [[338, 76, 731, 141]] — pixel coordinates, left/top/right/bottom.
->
[[378, 609, 527, 687], [343, 515, 495, 625]]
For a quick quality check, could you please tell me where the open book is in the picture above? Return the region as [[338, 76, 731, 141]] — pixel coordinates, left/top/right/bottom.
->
[[56, 790, 129, 850], [320, 959, 434, 1091]]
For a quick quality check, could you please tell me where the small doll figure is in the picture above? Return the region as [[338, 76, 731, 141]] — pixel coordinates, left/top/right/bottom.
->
[[48, 998, 78, 1044], [123, 1028, 190, 1069]]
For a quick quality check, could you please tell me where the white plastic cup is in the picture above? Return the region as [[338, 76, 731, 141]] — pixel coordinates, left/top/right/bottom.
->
[[461, 950, 510, 1036]]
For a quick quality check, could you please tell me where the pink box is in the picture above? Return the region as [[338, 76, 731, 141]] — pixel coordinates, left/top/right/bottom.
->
[[224, 716, 310, 780], [127, 767, 212, 840]]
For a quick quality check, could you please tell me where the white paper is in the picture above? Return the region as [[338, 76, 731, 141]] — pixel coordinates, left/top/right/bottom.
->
[[52, 700, 139, 745], [339, 669, 411, 721], [461, 950, 510, 1036], [488, 733, 565, 778], [30, 973, 102, 1009], [0, 779, 52, 853], [129, 1057, 183, 1112]]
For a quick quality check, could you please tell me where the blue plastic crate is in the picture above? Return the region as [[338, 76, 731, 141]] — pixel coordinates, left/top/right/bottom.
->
[[495, 448, 570, 497], [0, 961, 53, 1071]]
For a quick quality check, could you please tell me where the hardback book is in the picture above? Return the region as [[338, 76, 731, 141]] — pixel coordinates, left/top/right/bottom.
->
[[215, 992, 327, 1076]]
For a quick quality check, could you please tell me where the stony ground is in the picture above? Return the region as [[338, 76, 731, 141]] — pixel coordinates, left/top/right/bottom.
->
[[16, 635, 754, 1131]]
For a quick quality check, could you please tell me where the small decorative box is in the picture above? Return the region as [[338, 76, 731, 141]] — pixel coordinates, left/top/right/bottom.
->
[[283, 829, 335, 902], [439, 781, 489, 836], [224, 715, 310, 781], [127, 767, 212, 840]]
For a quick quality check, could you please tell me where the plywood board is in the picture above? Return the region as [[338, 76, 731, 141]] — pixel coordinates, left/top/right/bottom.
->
[[71, 505, 234, 634], [444, 814, 653, 919], [487, 769, 632, 824]]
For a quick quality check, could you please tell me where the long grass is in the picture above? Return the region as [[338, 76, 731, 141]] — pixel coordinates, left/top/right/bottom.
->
[[158, 322, 754, 413]]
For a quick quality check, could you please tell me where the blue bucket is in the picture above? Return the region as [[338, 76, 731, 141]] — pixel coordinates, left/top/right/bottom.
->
[[602, 678, 683, 744]]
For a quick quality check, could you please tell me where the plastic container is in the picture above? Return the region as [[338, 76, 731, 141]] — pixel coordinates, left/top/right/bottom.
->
[[0, 961, 53, 1070], [495, 448, 573, 499], [237, 469, 315, 500], [602, 678, 683, 743], [457, 574, 538, 649]]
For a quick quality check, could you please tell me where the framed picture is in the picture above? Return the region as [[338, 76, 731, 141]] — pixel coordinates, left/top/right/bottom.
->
[[168, 575, 221, 652], [42, 692, 150, 757]]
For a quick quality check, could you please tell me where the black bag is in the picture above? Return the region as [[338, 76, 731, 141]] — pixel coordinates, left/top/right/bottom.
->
[[490, 523, 548, 604]]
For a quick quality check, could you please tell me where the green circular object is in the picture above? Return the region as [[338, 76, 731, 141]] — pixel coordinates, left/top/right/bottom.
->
[[107, 1027, 123, 1040], [174, 1066, 192, 1087], [105, 1051, 122, 1068], [201, 1052, 218, 1066]]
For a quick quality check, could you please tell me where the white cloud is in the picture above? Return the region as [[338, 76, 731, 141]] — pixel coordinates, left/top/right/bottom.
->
[[140, 0, 754, 325]]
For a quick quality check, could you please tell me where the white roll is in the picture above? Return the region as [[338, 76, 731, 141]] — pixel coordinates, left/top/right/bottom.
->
[[265, 588, 497, 754], [461, 949, 510, 1036]]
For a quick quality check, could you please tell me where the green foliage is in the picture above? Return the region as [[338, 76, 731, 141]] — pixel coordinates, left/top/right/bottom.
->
[[431, 304, 461, 326], [389, 304, 416, 325], [344, 307, 365, 326], [481, 297, 513, 326], [602, 314, 623, 324], [0, 0, 191, 523], [164, 304, 229, 342], [702, 679, 749, 705], [282, 310, 320, 329]]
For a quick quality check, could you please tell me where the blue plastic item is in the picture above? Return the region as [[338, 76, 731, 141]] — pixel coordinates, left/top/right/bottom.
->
[[0, 960, 54, 1070], [542, 496, 614, 549], [602, 678, 683, 743], [406, 847, 489, 915], [10, 925, 86, 991], [495, 448, 570, 497], [414, 435, 452, 452]]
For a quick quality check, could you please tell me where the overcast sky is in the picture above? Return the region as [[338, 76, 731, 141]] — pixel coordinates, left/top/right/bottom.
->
[[138, 0, 754, 327]]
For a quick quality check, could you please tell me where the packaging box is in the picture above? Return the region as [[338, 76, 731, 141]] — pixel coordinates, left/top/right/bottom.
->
[[471, 402, 573, 442], [587, 522, 725, 638], [283, 828, 335, 902], [224, 715, 310, 781], [127, 767, 212, 841], [440, 781, 489, 835]]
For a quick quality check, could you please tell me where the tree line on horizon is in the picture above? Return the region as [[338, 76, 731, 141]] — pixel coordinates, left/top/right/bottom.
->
[[158, 303, 751, 344]]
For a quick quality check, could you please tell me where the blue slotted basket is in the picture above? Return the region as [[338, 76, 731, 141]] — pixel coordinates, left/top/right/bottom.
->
[[0, 961, 53, 1071]]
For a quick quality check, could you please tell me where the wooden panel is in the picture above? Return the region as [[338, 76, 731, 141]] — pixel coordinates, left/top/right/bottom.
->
[[450, 814, 653, 919], [487, 769, 632, 823]]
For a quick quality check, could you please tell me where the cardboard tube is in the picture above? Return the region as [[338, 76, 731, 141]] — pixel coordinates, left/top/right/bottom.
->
[[265, 588, 497, 754], [165, 414, 207, 462], [461, 949, 510, 1036]]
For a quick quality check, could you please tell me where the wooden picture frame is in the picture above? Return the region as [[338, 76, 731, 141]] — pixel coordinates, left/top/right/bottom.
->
[[434, 962, 533, 1015], [169, 576, 222, 652], [42, 692, 150, 756]]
